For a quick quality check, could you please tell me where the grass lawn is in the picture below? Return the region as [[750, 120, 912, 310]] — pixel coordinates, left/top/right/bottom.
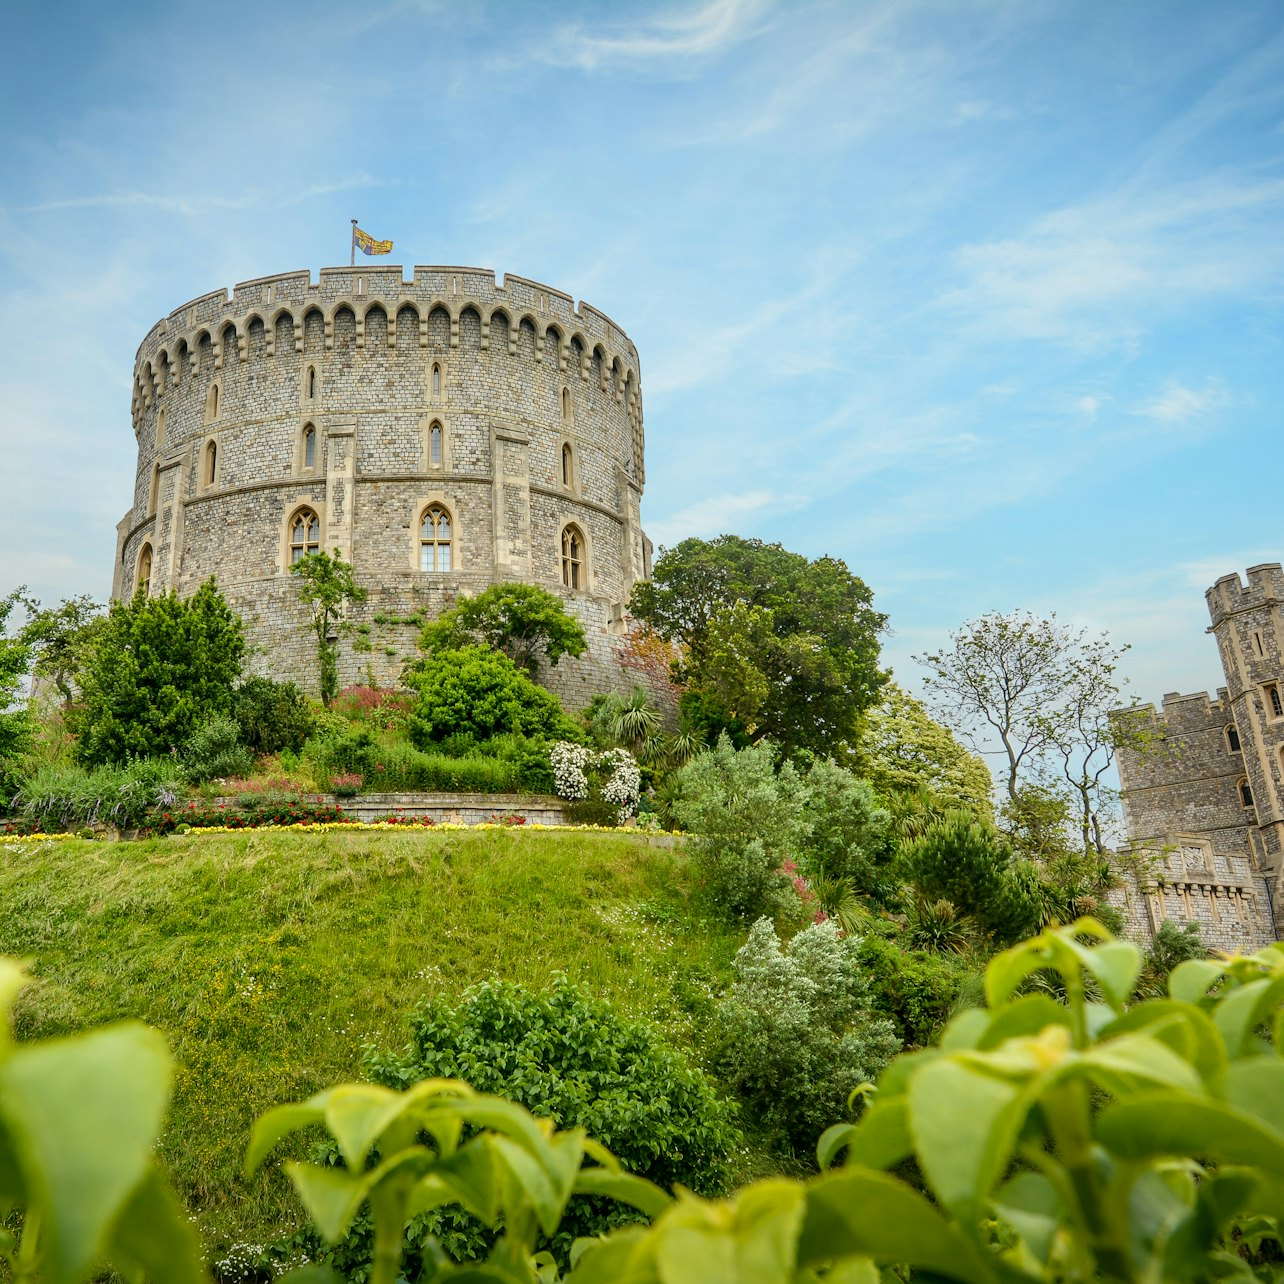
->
[[0, 827, 744, 1256]]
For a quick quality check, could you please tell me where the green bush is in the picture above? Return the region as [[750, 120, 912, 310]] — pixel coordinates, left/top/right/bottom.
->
[[181, 714, 255, 784], [321, 979, 738, 1270], [714, 918, 900, 1157], [902, 811, 1042, 943], [563, 798, 619, 826], [856, 929, 965, 1045], [15, 758, 185, 833], [797, 756, 895, 899], [670, 736, 805, 920], [232, 676, 314, 754], [407, 646, 582, 745], [304, 730, 526, 793], [70, 579, 244, 766]]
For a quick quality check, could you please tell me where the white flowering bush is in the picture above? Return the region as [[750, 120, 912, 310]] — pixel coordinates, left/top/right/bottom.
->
[[549, 742, 641, 823], [549, 741, 591, 800]]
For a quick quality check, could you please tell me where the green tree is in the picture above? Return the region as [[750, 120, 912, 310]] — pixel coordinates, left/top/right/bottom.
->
[[290, 549, 367, 706], [797, 756, 894, 897], [630, 536, 887, 757], [18, 593, 104, 707], [71, 580, 245, 766], [854, 681, 994, 815], [420, 582, 587, 675], [407, 645, 582, 745], [0, 589, 33, 793]]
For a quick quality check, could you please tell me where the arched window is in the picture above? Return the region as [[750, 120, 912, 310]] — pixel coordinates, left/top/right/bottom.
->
[[302, 424, 317, 470], [156, 407, 166, 447], [289, 508, 320, 563], [561, 443, 574, 488], [420, 504, 453, 572], [206, 381, 219, 421], [1267, 684, 1284, 719], [1226, 725, 1241, 753], [429, 422, 443, 468], [306, 366, 316, 400], [147, 464, 159, 517], [1239, 778, 1255, 809], [561, 387, 570, 420], [205, 440, 218, 487], [136, 544, 153, 595], [432, 363, 441, 396], [561, 524, 584, 590]]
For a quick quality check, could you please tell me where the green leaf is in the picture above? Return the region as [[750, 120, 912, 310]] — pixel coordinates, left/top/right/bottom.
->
[[993, 1170, 1062, 1267], [491, 1133, 568, 1238], [564, 1227, 650, 1283], [408, 1137, 504, 1226], [0, 959, 27, 1049], [1075, 1032, 1205, 1096], [1078, 940, 1142, 1011], [1215, 978, 1284, 1059], [279, 1269, 344, 1284], [939, 1008, 990, 1051], [107, 1164, 206, 1284], [321, 1083, 409, 1169], [0, 1022, 171, 1284], [818, 1098, 911, 1172], [574, 1167, 673, 1219], [977, 994, 1070, 1049], [907, 1058, 1024, 1216], [245, 1100, 325, 1176], [729, 1179, 807, 1280], [1170, 959, 1225, 1005], [797, 1168, 996, 1282], [1099, 1094, 1284, 1176], [284, 1161, 372, 1242], [1099, 1000, 1227, 1087], [1223, 1058, 1284, 1136], [984, 938, 1054, 1009]]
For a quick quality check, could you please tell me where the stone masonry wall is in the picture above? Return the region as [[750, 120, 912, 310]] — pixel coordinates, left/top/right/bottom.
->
[[114, 266, 652, 707]]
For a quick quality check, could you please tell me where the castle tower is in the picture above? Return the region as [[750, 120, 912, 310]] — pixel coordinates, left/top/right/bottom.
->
[[112, 266, 654, 705], [1206, 564, 1284, 890]]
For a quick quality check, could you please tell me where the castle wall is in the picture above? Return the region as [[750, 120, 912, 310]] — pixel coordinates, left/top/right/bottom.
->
[[115, 266, 651, 706]]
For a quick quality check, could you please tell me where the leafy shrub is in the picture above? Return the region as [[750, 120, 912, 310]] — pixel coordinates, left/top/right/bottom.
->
[[349, 980, 738, 1266], [714, 918, 900, 1158], [903, 811, 1042, 943], [563, 799, 620, 826], [670, 736, 806, 920], [856, 929, 964, 1045], [798, 757, 892, 887], [181, 714, 255, 784], [15, 758, 184, 832], [305, 730, 525, 793], [71, 578, 244, 765], [232, 676, 314, 753], [330, 683, 415, 731], [407, 646, 583, 745], [550, 741, 642, 822]]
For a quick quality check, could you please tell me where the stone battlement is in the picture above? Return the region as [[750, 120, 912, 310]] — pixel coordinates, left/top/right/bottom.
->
[[1206, 563, 1284, 628]]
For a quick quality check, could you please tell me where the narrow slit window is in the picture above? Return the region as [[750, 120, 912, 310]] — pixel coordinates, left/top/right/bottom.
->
[[561, 524, 584, 590], [1227, 725, 1241, 753], [156, 408, 166, 447], [136, 544, 152, 595], [561, 443, 573, 488], [205, 441, 218, 486], [430, 423, 443, 468], [306, 366, 316, 399], [290, 509, 320, 564], [303, 425, 316, 469], [148, 465, 159, 517], [561, 387, 570, 419], [420, 505, 452, 572], [432, 363, 441, 396], [207, 383, 219, 420], [1239, 778, 1255, 809]]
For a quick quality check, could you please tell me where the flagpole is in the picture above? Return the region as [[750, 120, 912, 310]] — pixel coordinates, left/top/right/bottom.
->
[[350, 219, 357, 267]]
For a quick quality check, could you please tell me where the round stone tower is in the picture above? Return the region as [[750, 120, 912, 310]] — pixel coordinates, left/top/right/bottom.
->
[[113, 265, 652, 705]]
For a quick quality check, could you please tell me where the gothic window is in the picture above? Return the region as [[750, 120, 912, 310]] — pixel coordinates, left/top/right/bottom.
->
[[156, 408, 166, 447], [206, 381, 220, 421], [561, 443, 574, 489], [420, 504, 453, 572], [136, 544, 153, 595], [306, 366, 317, 400], [1227, 725, 1241, 753], [1268, 684, 1284, 719], [205, 441, 218, 487], [1239, 778, 1255, 809], [302, 424, 317, 470], [561, 523, 584, 590], [289, 508, 320, 563], [429, 422, 443, 468], [561, 387, 570, 420], [147, 464, 159, 517], [432, 363, 441, 397]]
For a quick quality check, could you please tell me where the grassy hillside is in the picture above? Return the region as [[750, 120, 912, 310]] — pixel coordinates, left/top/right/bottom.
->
[[0, 827, 743, 1255]]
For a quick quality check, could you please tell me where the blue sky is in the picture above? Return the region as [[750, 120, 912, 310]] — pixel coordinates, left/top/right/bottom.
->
[[2, 0, 1282, 712]]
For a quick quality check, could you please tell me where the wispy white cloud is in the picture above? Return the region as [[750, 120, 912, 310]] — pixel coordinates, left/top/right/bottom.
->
[[1132, 379, 1229, 424], [538, 0, 770, 72], [647, 488, 808, 547]]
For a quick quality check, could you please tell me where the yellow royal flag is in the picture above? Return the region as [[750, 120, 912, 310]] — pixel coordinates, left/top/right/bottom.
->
[[353, 226, 393, 256]]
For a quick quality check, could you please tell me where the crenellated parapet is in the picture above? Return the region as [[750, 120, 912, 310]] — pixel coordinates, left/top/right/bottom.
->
[[130, 266, 645, 484], [1207, 563, 1284, 629]]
